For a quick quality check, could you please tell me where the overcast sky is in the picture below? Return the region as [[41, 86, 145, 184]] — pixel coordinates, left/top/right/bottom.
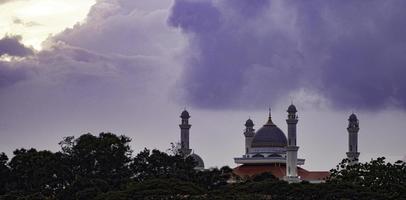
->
[[0, 0, 405, 171]]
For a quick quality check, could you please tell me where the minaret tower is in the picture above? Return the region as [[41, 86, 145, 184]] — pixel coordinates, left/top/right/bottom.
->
[[244, 118, 255, 154], [179, 110, 192, 155], [346, 113, 360, 165], [285, 104, 300, 183]]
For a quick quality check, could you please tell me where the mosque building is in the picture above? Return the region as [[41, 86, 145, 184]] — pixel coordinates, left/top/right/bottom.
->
[[177, 104, 360, 183]]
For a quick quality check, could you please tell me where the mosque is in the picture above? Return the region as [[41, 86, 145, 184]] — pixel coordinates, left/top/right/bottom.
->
[[177, 104, 360, 183]]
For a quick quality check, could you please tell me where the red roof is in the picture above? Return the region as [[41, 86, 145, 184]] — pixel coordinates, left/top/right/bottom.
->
[[233, 164, 330, 181]]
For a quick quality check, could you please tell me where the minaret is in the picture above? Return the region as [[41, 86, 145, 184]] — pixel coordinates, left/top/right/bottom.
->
[[179, 110, 192, 155], [285, 104, 300, 183], [244, 118, 255, 154], [346, 113, 360, 165]]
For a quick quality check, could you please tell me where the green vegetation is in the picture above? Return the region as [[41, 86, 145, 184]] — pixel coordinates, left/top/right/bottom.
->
[[0, 133, 404, 199]]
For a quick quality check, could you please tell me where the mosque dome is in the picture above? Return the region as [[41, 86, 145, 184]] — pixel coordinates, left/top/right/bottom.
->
[[287, 104, 297, 113], [189, 153, 204, 169], [245, 118, 254, 127], [181, 110, 190, 118], [251, 117, 287, 148]]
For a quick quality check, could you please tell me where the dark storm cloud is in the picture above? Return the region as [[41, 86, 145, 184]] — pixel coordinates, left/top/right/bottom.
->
[[168, 0, 303, 108], [169, 0, 406, 110], [0, 35, 34, 57]]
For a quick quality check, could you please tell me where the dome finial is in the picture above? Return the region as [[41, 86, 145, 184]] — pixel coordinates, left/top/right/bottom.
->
[[265, 107, 275, 126], [269, 107, 272, 118]]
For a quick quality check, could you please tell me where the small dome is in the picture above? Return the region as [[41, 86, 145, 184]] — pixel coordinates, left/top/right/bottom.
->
[[287, 104, 297, 113], [251, 117, 287, 148], [189, 153, 204, 169], [180, 110, 190, 119], [349, 113, 358, 122], [245, 118, 254, 127]]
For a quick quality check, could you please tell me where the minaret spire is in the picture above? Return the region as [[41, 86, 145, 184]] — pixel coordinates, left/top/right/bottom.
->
[[179, 109, 192, 155], [346, 113, 360, 165], [285, 104, 300, 183], [244, 117, 255, 154]]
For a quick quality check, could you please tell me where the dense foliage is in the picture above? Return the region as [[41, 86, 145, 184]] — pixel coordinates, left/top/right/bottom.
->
[[0, 133, 404, 199], [329, 157, 406, 199]]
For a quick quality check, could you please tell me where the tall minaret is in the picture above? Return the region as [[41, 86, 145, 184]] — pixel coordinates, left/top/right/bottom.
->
[[346, 113, 360, 164], [285, 104, 300, 183], [179, 110, 192, 155], [244, 118, 255, 154]]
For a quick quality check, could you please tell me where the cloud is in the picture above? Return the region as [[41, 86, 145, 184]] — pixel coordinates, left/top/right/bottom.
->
[[12, 18, 41, 27], [0, 0, 185, 135], [1, 0, 183, 90], [51, 0, 179, 57], [0, 35, 34, 57], [168, 0, 406, 110], [0, 61, 28, 88]]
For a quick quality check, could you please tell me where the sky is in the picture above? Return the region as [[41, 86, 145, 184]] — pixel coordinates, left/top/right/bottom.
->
[[0, 0, 405, 171]]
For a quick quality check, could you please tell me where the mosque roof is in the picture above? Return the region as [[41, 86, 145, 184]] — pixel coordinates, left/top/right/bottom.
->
[[233, 164, 330, 181], [251, 116, 287, 148]]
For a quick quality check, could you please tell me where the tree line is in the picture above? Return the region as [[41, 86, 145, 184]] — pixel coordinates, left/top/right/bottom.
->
[[0, 132, 405, 199]]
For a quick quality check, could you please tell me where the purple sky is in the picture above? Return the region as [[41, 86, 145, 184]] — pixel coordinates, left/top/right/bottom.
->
[[0, 0, 406, 170]]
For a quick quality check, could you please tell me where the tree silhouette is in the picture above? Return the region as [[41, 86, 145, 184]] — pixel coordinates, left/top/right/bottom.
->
[[329, 157, 406, 199], [0, 133, 404, 199], [0, 153, 9, 195]]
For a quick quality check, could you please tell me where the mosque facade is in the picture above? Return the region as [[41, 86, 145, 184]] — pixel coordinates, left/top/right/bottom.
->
[[177, 104, 360, 183]]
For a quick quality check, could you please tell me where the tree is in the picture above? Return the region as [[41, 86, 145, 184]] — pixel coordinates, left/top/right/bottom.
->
[[131, 148, 196, 181], [57, 177, 109, 200], [6, 148, 69, 198], [0, 153, 10, 195], [194, 166, 232, 190], [251, 172, 278, 182], [95, 178, 205, 200], [59, 133, 133, 188], [329, 157, 406, 199]]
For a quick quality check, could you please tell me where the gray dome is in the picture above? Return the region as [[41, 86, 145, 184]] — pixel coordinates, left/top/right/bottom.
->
[[251, 117, 287, 148], [181, 110, 190, 119], [287, 104, 297, 113], [245, 118, 254, 127], [189, 153, 204, 169]]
